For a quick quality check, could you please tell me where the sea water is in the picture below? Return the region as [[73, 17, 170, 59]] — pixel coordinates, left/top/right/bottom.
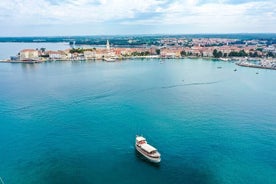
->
[[0, 59, 275, 184]]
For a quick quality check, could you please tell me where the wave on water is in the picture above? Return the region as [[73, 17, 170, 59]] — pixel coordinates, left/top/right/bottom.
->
[[1, 93, 116, 114], [70, 93, 114, 105], [1, 81, 221, 114], [161, 81, 221, 89], [129, 81, 222, 95], [1, 104, 36, 114]]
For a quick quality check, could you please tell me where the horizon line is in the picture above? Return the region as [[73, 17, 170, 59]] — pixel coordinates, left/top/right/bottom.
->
[[0, 32, 276, 38]]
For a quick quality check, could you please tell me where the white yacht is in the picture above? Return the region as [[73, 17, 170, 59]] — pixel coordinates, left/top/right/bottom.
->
[[135, 135, 161, 163]]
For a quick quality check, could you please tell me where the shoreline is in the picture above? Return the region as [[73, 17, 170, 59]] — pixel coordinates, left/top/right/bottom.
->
[[0, 57, 224, 63], [1, 57, 276, 70]]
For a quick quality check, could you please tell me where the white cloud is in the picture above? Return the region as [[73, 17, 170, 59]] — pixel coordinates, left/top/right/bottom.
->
[[0, 0, 275, 35], [0, 0, 165, 24], [121, 0, 276, 33]]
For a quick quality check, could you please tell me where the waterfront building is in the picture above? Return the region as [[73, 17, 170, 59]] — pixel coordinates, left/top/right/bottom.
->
[[160, 48, 181, 58], [185, 46, 202, 57], [19, 49, 39, 61], [202, 48, 214, 57], [120, 48, 132, 56], [47, 51, 61, 60], [83, 51, 95, 60]]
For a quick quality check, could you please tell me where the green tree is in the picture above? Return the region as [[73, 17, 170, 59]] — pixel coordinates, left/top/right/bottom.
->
[[218, 51, 223, 58], [155, 49, 160, 55], [180, 50, 186, 57], [253, 51, 258, 57], [70, 48, 84, 53], [238, 50, 248, 57], [267, 51, 274, 57], [229, 50, 248, 57], [213, 49, 222, 58], [40, 48, 46, 53], [145, 51, 150, 56], [213, 49, 218, 57], [256, 48, 263, 52]]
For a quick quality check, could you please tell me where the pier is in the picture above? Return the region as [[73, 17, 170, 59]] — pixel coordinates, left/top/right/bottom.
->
[[236, 60, 276, 70]]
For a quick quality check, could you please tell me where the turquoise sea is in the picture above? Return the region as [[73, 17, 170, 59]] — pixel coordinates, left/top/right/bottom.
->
[[0, 58, 275, 184]]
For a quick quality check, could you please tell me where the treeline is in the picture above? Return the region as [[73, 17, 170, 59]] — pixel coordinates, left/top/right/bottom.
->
[[180, 51, 194, 56], [228, 50, 248, 57], [69, 48, 96, 53], [210, 49, 275, 58], [73, 37, 160, 46], [213, 49, 249, 58], [213, 49, 275, 58], [227, 50, 275, 58], [131, 51, 151, 56]]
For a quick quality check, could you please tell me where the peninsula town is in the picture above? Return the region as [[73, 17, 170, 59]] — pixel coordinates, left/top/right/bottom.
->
[[3, 36, 276, 70]]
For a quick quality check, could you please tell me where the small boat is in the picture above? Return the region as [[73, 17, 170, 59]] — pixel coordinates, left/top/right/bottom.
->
[[234, 69, 237, 72], [104, 58, 116, 62], [135, 135, 161, 163], [219, 58, 228, 61]]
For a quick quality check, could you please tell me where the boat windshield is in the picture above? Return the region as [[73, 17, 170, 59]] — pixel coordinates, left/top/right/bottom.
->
[[138, 140, 146, 144]]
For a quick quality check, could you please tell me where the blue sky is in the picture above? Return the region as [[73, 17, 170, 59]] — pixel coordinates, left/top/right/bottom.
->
[[0, 0, 275, 36]]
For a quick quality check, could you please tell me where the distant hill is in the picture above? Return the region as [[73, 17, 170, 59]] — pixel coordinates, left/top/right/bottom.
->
[[0, 34, 275, 46]]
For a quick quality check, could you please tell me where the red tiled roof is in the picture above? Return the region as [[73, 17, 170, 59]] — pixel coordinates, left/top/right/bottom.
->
[[20, 49, 38, 52]]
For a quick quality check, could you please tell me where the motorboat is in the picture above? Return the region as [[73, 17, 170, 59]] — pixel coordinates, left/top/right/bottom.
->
[[135, 135, 161, 163]]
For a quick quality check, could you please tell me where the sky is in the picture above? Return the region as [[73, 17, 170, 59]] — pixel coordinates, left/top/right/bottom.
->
[[0, 0, 275, 36]]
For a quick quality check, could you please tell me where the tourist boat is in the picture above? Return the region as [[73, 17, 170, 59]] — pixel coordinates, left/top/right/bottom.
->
[[135, 135, 161, 163]]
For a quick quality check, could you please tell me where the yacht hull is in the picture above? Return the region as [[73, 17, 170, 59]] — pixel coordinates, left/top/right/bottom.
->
[[135, 144, 161, 163]]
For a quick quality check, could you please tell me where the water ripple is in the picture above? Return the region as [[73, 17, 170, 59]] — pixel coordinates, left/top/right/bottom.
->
[[162, 81, 221, 89]]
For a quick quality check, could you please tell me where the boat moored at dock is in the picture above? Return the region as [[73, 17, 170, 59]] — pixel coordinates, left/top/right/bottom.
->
[[104, 57, 116, 62]]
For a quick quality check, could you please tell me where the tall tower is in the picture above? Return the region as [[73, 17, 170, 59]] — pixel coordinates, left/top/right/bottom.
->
[[106, 40, 110, 50]]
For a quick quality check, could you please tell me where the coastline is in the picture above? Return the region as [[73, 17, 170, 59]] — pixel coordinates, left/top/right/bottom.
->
[[2, 56, 276, 70]]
